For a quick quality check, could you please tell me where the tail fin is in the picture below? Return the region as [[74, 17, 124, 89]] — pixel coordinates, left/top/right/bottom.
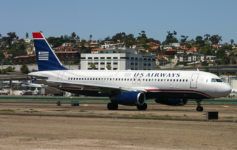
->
[[32, 32, 67, 71]]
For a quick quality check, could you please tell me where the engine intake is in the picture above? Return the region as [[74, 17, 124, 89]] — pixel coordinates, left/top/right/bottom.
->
[[111, 91, 145, 106]]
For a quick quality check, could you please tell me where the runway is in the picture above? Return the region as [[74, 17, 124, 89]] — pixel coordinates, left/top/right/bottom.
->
[[0, 96, 237, 149]]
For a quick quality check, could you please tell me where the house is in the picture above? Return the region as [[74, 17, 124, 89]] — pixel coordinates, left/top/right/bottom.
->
[[101, 41, 125, 49], [212, 44, 223, 48], [57, 46, 77, 51], [165, 49, 184, 55]]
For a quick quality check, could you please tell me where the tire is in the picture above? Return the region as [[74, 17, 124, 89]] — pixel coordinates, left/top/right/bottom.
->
[[196, 106, 203, 112], [137, 103, 147, 110], [107, 103, 118, 110]]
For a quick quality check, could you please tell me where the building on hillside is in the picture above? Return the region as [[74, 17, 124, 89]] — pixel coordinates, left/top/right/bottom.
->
[[13, 51, 80, 65], [156, 55, 169, 66], [212, 44, 223, 48], [57, 46, 77, 51], [24, 38, 31, 43], [89, 41, 100, 48], [101, 41, 126, 49], [175, 54, 216, 64], [80, 52, 156, 70]]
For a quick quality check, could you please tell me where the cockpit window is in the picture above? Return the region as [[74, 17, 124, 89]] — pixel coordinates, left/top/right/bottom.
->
[[211, 78, 223, 82]]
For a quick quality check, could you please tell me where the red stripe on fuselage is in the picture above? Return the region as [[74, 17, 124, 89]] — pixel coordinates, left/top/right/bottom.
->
[[32, 32, 44, 38], [146, 89, 212, 98]]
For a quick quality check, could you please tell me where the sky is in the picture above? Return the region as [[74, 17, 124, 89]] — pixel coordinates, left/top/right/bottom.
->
[[0, 0, 236, 43]]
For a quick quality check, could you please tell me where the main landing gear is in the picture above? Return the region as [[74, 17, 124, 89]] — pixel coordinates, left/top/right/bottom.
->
[[107, 103, 148, 110], [196, 100, 203, 112], [107, 103, 118, 110]]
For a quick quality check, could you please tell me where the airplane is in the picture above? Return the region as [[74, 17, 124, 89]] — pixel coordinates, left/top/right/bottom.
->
[[29, 32, 232, 111]]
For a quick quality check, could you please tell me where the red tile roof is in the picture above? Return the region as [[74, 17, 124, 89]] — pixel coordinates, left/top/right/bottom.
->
[[92, 48, 103, 51]]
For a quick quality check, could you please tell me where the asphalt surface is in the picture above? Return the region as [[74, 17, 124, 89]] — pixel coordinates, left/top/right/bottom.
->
[[0, 101, 237, 150]]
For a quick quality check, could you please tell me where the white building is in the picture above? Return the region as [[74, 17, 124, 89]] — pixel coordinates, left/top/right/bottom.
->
[[80, 53, 156, 70], [101, 41, 126, 49]]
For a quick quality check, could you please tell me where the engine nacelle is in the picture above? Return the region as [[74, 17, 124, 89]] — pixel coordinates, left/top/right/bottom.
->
[[111, 91, 145, 106], [155, 98, 187, 106]]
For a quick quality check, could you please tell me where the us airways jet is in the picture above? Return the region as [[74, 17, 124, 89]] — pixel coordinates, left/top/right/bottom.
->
[[29, 32, 232, 111]]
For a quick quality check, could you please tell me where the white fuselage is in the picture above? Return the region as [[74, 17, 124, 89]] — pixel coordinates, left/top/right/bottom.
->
[[30, 70, 232, 99]]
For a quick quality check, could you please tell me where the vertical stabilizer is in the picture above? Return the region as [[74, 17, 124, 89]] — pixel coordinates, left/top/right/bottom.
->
[[32, 32, 67, 71]]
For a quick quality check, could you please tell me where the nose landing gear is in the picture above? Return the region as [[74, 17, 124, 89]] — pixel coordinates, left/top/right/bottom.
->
[[196, 100, 203, 112]]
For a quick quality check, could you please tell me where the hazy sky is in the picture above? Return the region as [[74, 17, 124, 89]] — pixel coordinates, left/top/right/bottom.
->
[[0, 0, 236, 43]]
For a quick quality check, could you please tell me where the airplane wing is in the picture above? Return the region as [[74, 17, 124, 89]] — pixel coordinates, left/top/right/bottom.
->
[[46, 79, 152, 93]]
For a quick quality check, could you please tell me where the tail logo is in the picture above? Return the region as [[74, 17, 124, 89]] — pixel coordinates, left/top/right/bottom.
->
[[38, 51, 49, 61]]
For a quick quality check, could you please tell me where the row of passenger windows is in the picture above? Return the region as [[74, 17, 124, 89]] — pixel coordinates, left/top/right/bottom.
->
[[88, 62, 118, 65], [68, 77, 189, 82], [81, 57, 155, 61]]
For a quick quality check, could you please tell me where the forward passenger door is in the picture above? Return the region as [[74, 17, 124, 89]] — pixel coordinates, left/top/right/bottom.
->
[[190, 73, 199, 88]]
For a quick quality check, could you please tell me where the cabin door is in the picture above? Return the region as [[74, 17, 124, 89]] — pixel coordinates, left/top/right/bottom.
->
[[190, 73, 199, 88]]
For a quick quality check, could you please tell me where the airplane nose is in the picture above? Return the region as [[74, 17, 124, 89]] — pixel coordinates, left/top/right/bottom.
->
[[223, 84, 232, 96], [215, 83, 232, 97]]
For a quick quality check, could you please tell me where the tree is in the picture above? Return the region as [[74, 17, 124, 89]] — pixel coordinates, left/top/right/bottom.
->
[[89, 63, 96, 69], [71, 32, 76, 40], [4, 32, 18, 48], [209, 35, 222, 44], [25, 32, 29, 39], [8, 41, 27, 57], [104, 36, 111, 41], [20, 64, 29, 74], [0, 51, 4, 60], [201, 46, 214, 55], [230, 39, 234, 45], [137, 30, 148, 45], [89, 34, 93, 42], [180, 35, 188, 45], [195, 35, 205, 47], [204, 34, 210, 41], [106, 64, 111, 70], [47, 36, 66, 48], [124, 34, 136, 48], [112, 32, 126, 42], [163, 31, 178, 45]]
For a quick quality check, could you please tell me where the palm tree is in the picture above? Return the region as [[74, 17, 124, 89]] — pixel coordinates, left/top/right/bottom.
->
[[25, 32, 29, 38], [89, 34, 93, 42]]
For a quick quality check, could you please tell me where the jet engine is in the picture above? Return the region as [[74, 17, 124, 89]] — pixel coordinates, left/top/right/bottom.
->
[[155, 98, 187, 106], [111, 91, 145, 106]]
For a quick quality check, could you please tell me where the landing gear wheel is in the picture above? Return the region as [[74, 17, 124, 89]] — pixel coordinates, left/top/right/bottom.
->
[[137, 103, 147, 110], [196, 106, 203, 112], [107, 103, 118, 110]]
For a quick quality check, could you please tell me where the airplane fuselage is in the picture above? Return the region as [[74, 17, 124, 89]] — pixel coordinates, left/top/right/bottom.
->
[[30, 70, 231, 99]]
